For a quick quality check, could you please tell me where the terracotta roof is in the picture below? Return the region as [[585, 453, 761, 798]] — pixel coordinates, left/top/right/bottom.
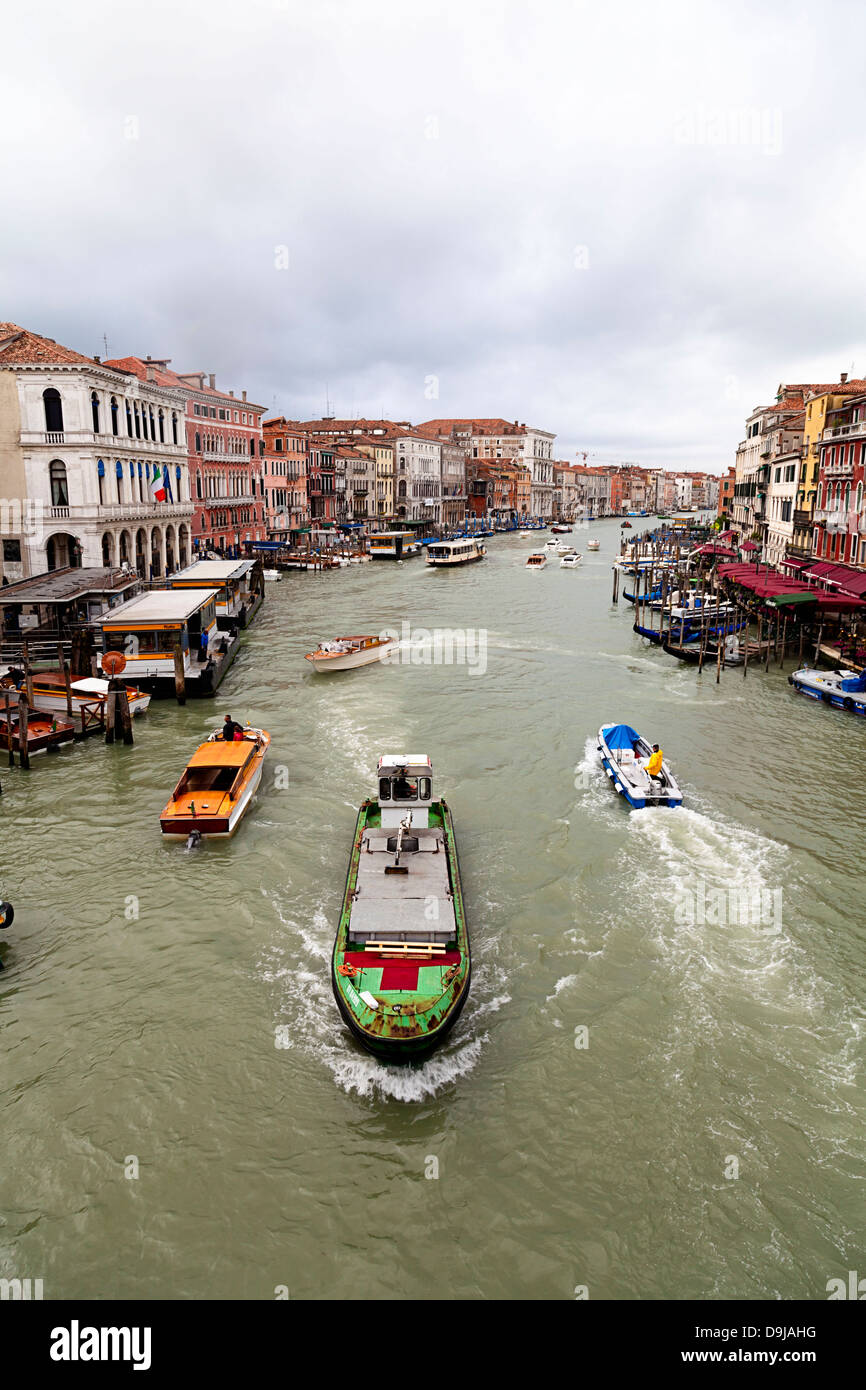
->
[[105, 356, 264, 410], [417, 418, 527, 436], [0, 321, 101, 368]]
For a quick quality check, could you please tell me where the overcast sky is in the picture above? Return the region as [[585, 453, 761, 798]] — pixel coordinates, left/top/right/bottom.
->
[[2, 0, 864, 472]]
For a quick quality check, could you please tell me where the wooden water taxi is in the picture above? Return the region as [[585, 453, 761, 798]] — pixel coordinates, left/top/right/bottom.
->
[[305, 634, 397, 672], [0, 668, 150, 718], [425, 538, 486, 567], [0, 707, 76, 755], [331, 755, 470, 1060], [159, 726, 270, 839], [526, 553, 547, 569]]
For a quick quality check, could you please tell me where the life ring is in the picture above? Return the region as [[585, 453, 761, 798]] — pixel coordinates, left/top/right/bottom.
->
[[337, 962, 358, 978], [0, 901, 13, 929]]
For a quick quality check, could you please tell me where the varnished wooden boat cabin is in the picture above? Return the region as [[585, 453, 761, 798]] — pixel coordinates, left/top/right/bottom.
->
[[160, 727, 270, 839]]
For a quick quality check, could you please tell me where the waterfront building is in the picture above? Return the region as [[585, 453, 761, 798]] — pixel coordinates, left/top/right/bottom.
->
[[306, 438, 338, 531], [418, 418, 556, 518], [336, 443, 377, 524], [0, 322, 193, 583], [261, 418, 308, 541], [354, 435, 396, 525], [387, 428, 442, 526], [105, 358, 266, 559], [718, 465, 735, 519], [814, 389, 866, 566], [553, 462, 582, 520], [764, 412, 805, 568], [572, 464, 612, 518]]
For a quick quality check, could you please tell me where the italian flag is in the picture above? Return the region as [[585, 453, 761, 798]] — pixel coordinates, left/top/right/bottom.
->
[[151, 468, 167, 503]]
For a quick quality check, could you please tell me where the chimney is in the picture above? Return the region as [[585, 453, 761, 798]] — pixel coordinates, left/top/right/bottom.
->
[[242, 390, 247, 402], [145, 363, 156, 382], [93, 355, 101, 363], [841, 372, 848, 384], [146, 354, 152, 361], [209, 373, 216, 390]]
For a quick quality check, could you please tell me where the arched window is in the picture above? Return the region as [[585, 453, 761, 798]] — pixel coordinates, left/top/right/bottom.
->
[[50, 459, 69, 506], [91, 391, 100, 432], [43, 388, 63, 433], [149, 407, 156, 439], [133, 403, 141, 439], [195, 431, 201, 452], [171, 412, 179, 445], [141, 404, 148, 440], [110, 396, 119, 435], [125, 400, 133, 435], [857, 482, 863, 513], [158, 408, 165, 443], [844, 483, 851, 516]]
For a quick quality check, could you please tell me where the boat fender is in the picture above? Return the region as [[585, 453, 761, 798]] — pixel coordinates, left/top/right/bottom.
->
[[0, 901, 13, 929], [337, 962, 358, 979], [787, 676, 794, 686]]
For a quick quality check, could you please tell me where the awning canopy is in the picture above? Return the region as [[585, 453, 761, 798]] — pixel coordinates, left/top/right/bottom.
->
[[602, 723, 639, 751]]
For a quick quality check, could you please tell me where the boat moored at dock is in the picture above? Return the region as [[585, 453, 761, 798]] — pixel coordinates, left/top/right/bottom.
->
[[0, 707, 76, 755], [425, 538, 486, 567], [0, 669, 150, 718], [788, 665, 866, 713], [159, 726, 270, 839], [167, 559, 263, 630], [305, 635, 397, 672], [331, 754, 470, 1060], [597, 724, 683, 808]]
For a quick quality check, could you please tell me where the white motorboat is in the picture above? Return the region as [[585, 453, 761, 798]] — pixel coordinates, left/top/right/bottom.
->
[[597, 724, 683, 809], [262, 568, 282, 581], [587, 539, 600, 551], [544, 540, 559, 551], [426, 538, 486, 567], [305, 634, 398, 672], [560, 552, 582, 568], [788, 665, 866, 714], [0, 668, 151, 718], [554, 541, 574, 554], [525, 553, 547, 570]]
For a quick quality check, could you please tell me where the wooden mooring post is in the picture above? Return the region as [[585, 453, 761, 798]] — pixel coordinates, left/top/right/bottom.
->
[[173, 641, 186, 706], [17, 694, 30, 770], [4, 690, 14, 768]]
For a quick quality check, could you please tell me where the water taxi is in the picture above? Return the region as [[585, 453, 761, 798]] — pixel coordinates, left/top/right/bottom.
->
[[587, 539, 600, 551], [0, 706, 76, 755], [331, 754, 470, 1060], [526, 553, 547, 570], [788, 665, 866, 714], [368, 531, 418, 560], [305, 635, 397, 672], [0, 668, 150, 718], [262, 569, 282, 582], [550, 524, 572, 534], [425, 538, 486, 567], [597, 724, 683, 809], [560, 552, 582, 569], [159, 726, 270, 839], [620, 521, 632, 529]]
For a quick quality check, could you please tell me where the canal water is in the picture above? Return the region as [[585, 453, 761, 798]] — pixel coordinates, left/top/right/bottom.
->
[[1, 521, 863, 1300]]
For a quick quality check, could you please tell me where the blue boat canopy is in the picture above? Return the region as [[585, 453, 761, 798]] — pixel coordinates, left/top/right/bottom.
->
[[603, 724, 640, 750], [840, 669, 866, 692]]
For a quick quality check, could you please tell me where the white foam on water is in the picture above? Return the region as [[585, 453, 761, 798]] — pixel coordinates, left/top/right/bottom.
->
[[545, 974, 578, 1003]]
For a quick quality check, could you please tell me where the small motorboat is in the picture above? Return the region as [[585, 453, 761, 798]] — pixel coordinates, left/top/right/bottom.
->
[[1, 668, 150, 718], [597, 724, 683, 808], [160, 726, 270, 839], [0, 707, 76, 755], [550, 524, 572, 534], [787, 665, 866, 714], [587, 539, 600, 551], [554, 541, 574, 554], [305, 634, 397, 672], [560, 552, 582, 569], [262, 568, 282, 581], [519, 530, 532, 538], [544, 539, 559, 551], [331, 754, 470, 1060], [526, 553, 547, 570], [621, 521, 632, 529]]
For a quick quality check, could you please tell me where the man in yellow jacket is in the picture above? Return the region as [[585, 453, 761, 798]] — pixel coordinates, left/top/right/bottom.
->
[[646, 744, 663, 783]]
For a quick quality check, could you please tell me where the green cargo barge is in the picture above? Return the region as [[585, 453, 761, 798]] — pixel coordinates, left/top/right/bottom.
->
[[331, 755, 470, 1061]]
